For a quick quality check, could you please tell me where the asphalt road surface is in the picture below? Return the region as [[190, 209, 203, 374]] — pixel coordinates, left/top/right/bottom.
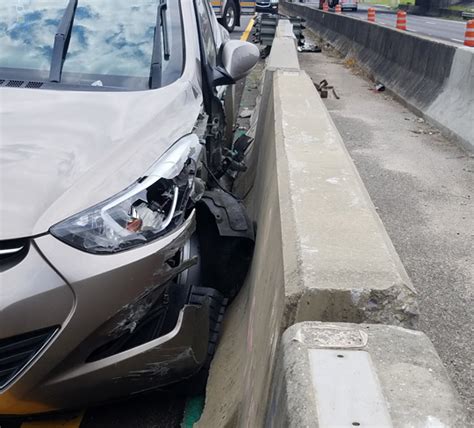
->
[[0, 16, 255, 428], [309, 3, 468, 45], [299, 36, 474, 418], [232, 15, 253, 40], [349, 4, 467, 44]]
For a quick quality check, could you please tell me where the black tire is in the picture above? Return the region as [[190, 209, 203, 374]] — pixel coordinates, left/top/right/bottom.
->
[[171, 287, 227, 396], [221, 0, 237, 33]]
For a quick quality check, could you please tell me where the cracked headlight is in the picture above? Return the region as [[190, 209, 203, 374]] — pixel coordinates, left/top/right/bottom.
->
[[50, 134, 202, 254]]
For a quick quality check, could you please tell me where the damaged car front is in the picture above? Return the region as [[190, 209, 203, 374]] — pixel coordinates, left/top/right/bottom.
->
[[0, 0, 258, 416]]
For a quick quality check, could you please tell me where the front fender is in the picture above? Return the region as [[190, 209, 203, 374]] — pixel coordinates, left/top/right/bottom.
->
[[197, 190, 255, 241]]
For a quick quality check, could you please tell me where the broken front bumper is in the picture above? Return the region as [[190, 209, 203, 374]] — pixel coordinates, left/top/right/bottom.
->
[[0, 213, 209, 416]]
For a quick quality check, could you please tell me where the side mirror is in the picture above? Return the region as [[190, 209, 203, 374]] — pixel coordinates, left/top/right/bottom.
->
[[213, 40, 260, 86]]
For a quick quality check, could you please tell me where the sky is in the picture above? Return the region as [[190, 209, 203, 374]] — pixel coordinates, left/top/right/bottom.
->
[[0, 0, 174, 79]]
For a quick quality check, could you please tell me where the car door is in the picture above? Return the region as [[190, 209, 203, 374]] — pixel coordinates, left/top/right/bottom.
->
[[195, 0, 235, 147]]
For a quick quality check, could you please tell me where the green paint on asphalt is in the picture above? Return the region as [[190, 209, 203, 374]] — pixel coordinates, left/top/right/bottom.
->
[[181, 396, 205, 428]]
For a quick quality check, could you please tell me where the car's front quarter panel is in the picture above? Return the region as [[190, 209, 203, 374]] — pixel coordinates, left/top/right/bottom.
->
[[0, 0, 214, 415], [0, 212, 210, 415]]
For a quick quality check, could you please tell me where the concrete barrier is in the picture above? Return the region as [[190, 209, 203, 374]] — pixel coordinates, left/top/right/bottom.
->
[[282, 1, 474, 151], [198, 19, 419, 427], [196, 33, 294, 427], [267, 322, 468, 427], [234, 19, 299, 199], [269, 68, 418, 330]]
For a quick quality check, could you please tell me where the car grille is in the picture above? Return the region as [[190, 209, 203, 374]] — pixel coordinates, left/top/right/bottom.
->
[[0, 80, 44, 89], [0, 239, 29, 272], [0, 327, 58, 390]]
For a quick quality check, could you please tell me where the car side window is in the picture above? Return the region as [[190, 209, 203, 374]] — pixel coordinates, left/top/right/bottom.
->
[[195, 0, 218, 68]]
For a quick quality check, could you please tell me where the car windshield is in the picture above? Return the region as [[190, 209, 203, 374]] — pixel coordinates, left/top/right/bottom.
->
[[0, 0, 184, 90]]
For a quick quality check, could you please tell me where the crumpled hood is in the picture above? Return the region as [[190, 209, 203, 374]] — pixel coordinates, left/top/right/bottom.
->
[[0, 81, 202, 240]]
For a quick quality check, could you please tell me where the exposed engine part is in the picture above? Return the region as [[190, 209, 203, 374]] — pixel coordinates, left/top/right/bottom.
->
[[205, 98, 228, 180], [233, 134, 253, 163]]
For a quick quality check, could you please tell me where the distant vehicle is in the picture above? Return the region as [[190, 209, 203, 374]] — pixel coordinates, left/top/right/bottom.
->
[[256, 0, 279, 14], [211, 0, 256, 32], [209, 0, 255, 33], [319, 0, 358, 11], [339, 0, 358, 11]]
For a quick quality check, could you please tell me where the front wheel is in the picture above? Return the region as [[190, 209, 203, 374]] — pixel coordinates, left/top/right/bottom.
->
[[221, 0, 237, 33]]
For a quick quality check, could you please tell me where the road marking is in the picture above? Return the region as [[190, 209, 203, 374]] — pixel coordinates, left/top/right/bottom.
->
[[241, 17, 255, 41], [433, 17, 467, 24], [452, 38, 464, 43], [21, 412, 84, 428]]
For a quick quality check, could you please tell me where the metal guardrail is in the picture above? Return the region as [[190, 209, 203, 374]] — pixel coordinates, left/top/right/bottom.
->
[[462, 11, 474, 20]]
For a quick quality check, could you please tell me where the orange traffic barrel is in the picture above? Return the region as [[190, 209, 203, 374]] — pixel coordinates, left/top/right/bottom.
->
[[323, 2, 329, 11], [368, 7, 376, 22], [465, 20, 474, 47], [335, 4, 342, 13], [397, 10, 407, 30]]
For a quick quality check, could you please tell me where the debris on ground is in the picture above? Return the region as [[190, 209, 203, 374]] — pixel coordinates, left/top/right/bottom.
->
[[239, 108, 253, 118], [411, 128, 438, 136], [344, 57, 357, 68], [297, 42, 321, 53], [233, 134, 254, 161], [313, 79, 340, 99], [375, 83, 386, 92]]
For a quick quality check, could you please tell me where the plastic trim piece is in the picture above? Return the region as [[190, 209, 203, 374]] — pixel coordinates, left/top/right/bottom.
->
[[197, 190, 255, 240]]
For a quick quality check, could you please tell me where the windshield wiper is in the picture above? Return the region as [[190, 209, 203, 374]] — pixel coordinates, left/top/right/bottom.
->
[[49, 0, 78, 83], [150, 0, 170, 89]]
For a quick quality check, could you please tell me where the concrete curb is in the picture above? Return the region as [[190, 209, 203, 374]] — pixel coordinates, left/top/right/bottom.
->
[[267, 322, 469, 427], [283, 1, 474, 151]]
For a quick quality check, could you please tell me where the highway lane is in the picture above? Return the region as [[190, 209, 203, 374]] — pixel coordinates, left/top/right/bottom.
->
[[346, 4, 467, 44], [259, 3, 463, 45], [232, 15, 253, 40]]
